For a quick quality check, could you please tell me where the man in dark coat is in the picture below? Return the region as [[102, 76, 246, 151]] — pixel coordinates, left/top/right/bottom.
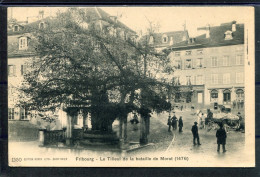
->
[[216, 123, 227, 152], [167, 115, 172, 132], [172, 112, 178, 130], [191, 122, 201, 145], [178, 116, 183, 132]]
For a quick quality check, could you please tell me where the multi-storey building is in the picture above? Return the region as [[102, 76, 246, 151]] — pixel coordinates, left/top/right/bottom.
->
[[7, 8, 137, 121], [168, 21, 244, 109]]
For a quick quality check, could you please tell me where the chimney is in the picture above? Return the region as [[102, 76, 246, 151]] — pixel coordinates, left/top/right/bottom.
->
[[232, 21, 236, 32], [206, 24, 210, 38], [39, 10, 44, 20]]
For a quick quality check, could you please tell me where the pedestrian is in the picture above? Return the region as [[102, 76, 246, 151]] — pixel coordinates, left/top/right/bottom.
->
[[191, 122, 201, 145], [233, 100, 236, 109], [197, 110, 202, 125], [180, 105, 183, 111], [178, 116, 183, 132], [172, 112, 178, 130], [201, 113, 205, 129], [216, 123, 227, 153], [130, 113, 139, 131], [167, 115, 172, 132]]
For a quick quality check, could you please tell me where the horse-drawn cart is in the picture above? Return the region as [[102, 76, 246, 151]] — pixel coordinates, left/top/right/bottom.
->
[[206, 112, 240, 131]]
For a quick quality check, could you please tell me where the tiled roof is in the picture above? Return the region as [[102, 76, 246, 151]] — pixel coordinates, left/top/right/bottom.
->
[[168, 22, 244, 51], [8, 7, 136, 58], [140, 30, 189, 47]]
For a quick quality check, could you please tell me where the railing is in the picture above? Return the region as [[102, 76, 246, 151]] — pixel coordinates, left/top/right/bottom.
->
[[39, 128, 84, 146], [42, 129, 65, 145]]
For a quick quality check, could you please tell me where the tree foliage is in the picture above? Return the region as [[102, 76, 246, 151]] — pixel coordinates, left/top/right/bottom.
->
[[19, 8, 172, 130]]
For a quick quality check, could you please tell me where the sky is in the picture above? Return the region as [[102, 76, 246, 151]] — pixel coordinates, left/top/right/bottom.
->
[[8, 6, 251, 37]]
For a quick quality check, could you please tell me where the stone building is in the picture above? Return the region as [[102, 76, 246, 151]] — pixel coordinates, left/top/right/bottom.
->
[[7, 8, 137, 122], [168, 21, 245, 109]]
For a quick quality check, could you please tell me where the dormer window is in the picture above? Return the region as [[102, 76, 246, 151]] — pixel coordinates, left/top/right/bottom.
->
[[224, 30, 233, 40], [19, 37, 28, 50], [162, 34, 168, 43], [13, 25, 19, 32], [39, 22, 45, 29]]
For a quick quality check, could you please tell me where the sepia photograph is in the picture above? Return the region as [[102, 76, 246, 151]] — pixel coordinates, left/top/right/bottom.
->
[[7, 6, 255, 167]]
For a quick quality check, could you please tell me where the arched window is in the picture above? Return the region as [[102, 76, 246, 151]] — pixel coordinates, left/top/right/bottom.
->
[[236, 89, 244, 99], [224, 30, 233, 40], [223, 89, 231, 102], [39, 22, 45, 29], [211, 89, 218, 99]]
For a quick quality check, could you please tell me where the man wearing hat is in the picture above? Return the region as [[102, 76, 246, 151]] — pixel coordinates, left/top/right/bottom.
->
[[171, 112, 178, 130], [191, 121, 201, 145], [216, 123, 227, 152]]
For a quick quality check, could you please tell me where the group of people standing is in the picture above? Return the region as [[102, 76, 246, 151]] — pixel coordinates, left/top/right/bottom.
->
[[167, 112, 183, 133], [167, 109, 227, 153]]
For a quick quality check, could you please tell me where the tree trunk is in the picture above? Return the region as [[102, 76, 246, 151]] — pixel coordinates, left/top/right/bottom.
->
[[65, 107, 79, 146], [140, 115, 148, 145]]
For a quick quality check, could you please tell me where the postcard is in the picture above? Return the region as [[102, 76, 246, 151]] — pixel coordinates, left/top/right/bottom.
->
[[7, 6, 255, 167]]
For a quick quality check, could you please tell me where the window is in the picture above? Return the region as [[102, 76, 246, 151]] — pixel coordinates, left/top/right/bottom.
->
[[211, 89, 218, 99], [223, 73, 230, 84], [8, 108, 14, 120], [223, 56, 229, 66], [236, 89, 244, 99], [197, 49, 203, 55], [39, 22, 45, 29], [236, 72, 244, 83], [185, 59, 192, 69], [175, 60, 181, 69], [196, 75, 203, 85], [223, 89, 231, 102], [211, 74, 218, 84], [186, 76, 191, 85], [211, 56, 218, 67], [21, 65, 28, 75], [149, 36, 154, 45], [175, 52, 180, 57], [20, 108, 28, 120], [8, 65, 16, 76], [236, 89, 244, 100], [185, 51, 191, 55], [13, 25, 19, 32], [162, 34, 168, 43], [19, 37, 28, 50], [175, 77, 180, 85], [236, 55, 243, 65], [196, 58, 203, 68], [224, 31, 233, 40]]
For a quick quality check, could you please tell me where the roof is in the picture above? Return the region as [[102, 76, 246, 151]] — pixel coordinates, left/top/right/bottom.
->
[[140, 30, 189, 48], [8, 7, 136, 58], [168, 22, 244, 52], [8, 7, 136, 36]]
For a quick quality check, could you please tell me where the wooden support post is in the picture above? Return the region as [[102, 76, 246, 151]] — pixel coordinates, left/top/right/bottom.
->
[[65, 107, 78, 146], [140, 115, 148, 145], [82, 109, 88, 131], [123, 116, 127, 142]]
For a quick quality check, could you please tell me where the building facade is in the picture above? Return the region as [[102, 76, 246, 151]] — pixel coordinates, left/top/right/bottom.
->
[[168, 21, 245, 109]]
